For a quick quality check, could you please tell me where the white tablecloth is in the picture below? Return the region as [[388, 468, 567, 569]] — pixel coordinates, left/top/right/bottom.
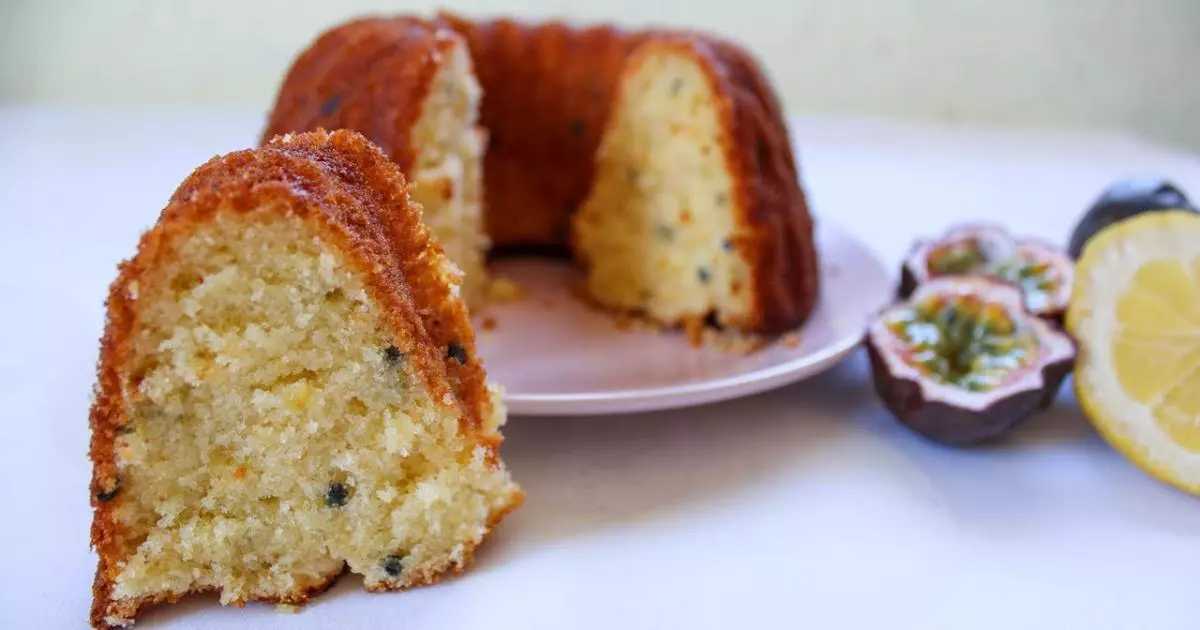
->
[[2, 105, 1199, 629]]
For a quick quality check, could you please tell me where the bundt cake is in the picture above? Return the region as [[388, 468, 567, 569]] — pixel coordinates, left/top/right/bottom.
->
[[88, 129, 523, 628], [261, 12, 819, 336]]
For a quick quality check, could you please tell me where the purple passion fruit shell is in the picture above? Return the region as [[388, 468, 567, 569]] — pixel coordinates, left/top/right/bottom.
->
[[866, 276, 1075, 446], [899, 223, 1074, 323], [1067, 178, 1197, 259]]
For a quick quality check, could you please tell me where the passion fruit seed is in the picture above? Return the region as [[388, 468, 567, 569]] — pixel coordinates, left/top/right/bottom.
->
[[927, 238, 986, 275], [887, 293, 1038, 392], [318, 93, 341, 117], [325, 482, 349, 508], [96, 478, 121, 502], [447, 342, 468, 364], [903, 224, 1073, 321], [382, 554, 405, 577], [993, 259, 1061, 313]]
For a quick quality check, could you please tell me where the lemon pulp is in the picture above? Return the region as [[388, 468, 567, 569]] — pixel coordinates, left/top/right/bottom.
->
[[1112, 260, 1200, 452]]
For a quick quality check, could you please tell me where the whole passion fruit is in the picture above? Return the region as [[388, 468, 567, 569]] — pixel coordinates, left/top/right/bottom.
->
[[1067, 178, 1197, 259], [866, 276, 1075, 446], [899, 223, 1074, 322]]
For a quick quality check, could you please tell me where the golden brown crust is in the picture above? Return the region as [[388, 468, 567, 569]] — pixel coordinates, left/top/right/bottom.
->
[[262, 14, 819, 335], [655, 35, 819, 333], [88, 129, 510, 628], [716, 39, 820, 333], [261, 18, 456, 176]]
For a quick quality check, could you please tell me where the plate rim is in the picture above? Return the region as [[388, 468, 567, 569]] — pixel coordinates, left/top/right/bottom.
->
[[495, 221, 892, 416]]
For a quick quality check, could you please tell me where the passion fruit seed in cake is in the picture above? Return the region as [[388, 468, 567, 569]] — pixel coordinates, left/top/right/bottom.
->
[[899, 222, 1074, 321], [261, 14, 820, 337], [866, 276, 1075, 446], [88, 130, 523, 629], [1067, 210, 1200, 496]]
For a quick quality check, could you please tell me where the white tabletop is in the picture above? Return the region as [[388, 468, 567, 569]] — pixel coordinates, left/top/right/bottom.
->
[[3, 105, 1199, 629]]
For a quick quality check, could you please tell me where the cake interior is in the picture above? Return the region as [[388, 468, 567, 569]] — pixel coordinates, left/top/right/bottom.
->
[[405, 37, 490, 306], [573, 49, 753, 327], [106, 208, 516, 614]]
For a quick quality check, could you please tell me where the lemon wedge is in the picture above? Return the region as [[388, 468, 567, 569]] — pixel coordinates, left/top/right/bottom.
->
[[1067, 210, 1200, 495]]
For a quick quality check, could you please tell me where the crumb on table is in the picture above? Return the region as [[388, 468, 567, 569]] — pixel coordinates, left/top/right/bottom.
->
[[484, 276, 525, 303]]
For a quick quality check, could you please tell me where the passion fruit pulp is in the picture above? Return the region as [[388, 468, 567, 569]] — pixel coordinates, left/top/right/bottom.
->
[[867, 276, 1075, 446], [1067, 178, 1197, 259], [900, 223, 1074, 322]]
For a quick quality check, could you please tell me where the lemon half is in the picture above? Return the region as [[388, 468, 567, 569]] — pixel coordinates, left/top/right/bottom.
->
[[1067, 210, 1200, 495]]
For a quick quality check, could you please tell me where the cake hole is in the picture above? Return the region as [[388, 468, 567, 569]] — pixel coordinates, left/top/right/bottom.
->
[[170, 272, 203, 293], [669, 78, 684, 95], [383, 345, 403, 366], [347, 398, 368, 416]]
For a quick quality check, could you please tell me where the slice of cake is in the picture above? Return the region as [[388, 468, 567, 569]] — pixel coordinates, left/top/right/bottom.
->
[[88, 129, 523, 628], [572, 35, 818, 334]]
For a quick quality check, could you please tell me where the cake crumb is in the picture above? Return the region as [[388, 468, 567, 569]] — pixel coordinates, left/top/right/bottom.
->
[[696, 326, 767, 355], [483, 276, 525, 303], [782, 332, 801, 348], [612, 312, 636, 331], [481, 316, 498, 331], [275, 604, 301, 614], [683, 318, 706, 348]]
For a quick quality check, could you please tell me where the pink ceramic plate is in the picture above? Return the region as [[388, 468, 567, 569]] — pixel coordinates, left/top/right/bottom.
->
[[471, 222, 892, 416]]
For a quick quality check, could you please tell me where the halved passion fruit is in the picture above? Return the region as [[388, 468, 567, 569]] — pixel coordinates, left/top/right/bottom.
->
[[866, 276, 1075, 446], [899, 223, 1074, 321]]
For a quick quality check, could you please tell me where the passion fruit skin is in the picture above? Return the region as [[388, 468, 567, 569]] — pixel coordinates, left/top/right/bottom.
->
[[867, 276, 1076, 447], [866, 341, 1072, 446], [1067, 179, 1197, 259]]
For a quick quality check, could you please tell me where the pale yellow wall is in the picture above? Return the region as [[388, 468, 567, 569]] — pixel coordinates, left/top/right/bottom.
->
[[3, 0, 1198, 150]]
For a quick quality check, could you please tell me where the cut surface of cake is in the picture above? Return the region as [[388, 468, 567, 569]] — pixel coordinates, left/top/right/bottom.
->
[[262, 13, 820, 337], [573, 36, 818, 332], [88, 130, 523, 628]]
